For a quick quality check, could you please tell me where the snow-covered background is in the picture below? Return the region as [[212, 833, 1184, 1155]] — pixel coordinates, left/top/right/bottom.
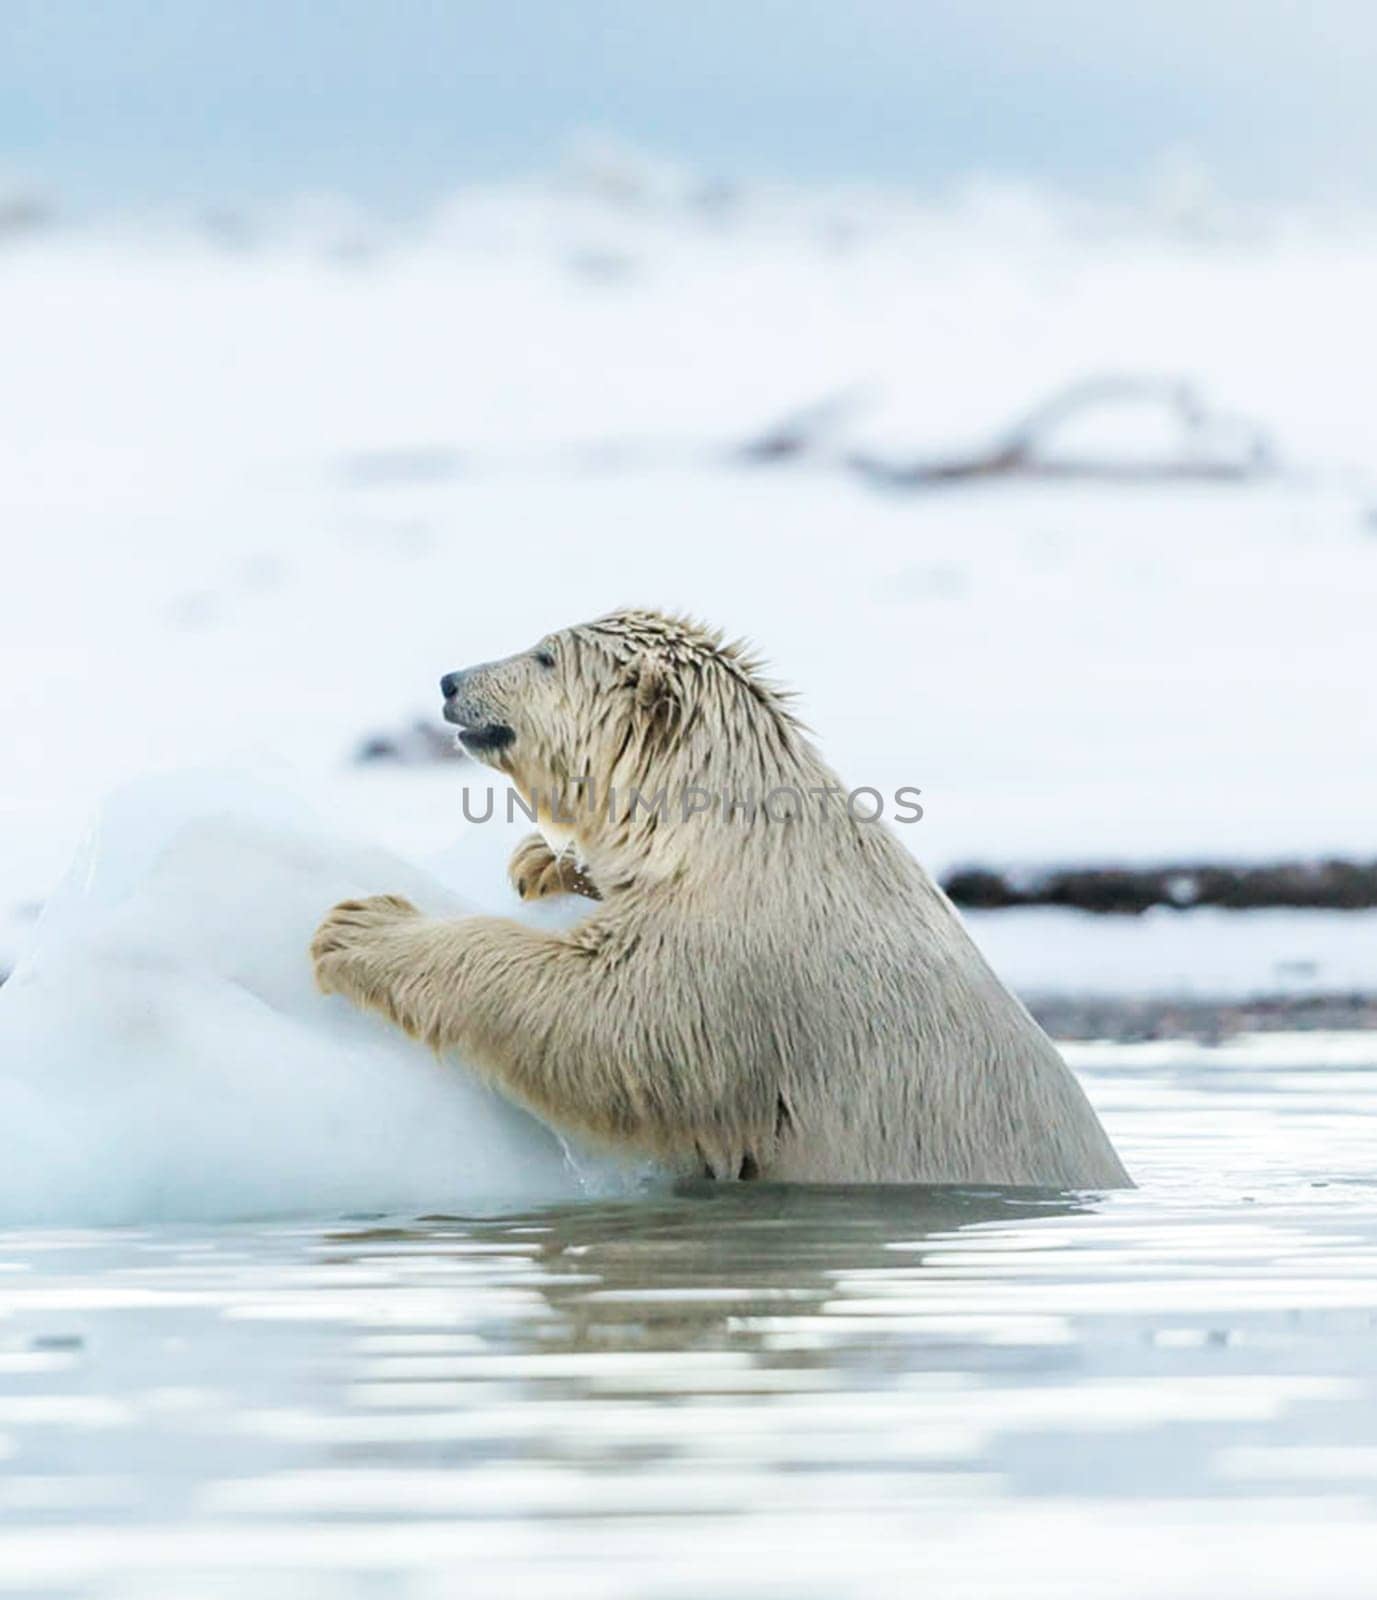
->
[[3, 148, 1376, 999]]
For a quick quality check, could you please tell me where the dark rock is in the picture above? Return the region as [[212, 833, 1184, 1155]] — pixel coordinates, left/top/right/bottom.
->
[[353, 720, 467, 766], [943, 857, 1377, 915]]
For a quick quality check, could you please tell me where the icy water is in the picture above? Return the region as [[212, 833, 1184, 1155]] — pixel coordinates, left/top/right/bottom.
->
[[2, 1034, 1377, 1598]]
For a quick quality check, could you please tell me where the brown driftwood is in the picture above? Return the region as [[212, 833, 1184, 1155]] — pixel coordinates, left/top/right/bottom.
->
[[741, 375, 1276, 490]]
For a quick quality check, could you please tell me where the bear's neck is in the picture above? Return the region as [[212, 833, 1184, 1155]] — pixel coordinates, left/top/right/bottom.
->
[[574, 733, 877, 894]]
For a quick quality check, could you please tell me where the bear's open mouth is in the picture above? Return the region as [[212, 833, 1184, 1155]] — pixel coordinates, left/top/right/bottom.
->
[[446, 716, 516, 755]]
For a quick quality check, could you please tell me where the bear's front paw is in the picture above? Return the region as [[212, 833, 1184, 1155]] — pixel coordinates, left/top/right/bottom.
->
[[311, 894, 421, 996], [508, 833, 561, 901], [508, 834, 601, 903]]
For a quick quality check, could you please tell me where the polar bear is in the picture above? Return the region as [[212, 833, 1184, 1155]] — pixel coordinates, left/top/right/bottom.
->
[[312, 609, 1129, 1188]]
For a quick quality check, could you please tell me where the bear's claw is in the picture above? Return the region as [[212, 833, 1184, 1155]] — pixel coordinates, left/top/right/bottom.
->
[[507, 834, 601, 903], [310, 893, 422, 991]]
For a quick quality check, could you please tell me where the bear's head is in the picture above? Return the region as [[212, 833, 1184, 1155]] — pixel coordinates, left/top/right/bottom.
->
[[440, 609, 801, 850]]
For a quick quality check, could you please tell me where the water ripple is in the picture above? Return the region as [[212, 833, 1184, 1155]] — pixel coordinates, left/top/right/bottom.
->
[[2, 1033, 1377, 1595]]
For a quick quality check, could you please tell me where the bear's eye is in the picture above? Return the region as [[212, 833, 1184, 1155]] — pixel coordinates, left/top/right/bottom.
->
[[533, 647, 556, 670]]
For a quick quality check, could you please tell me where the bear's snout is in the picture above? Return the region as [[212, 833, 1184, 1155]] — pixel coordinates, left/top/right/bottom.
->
[[440, 668, 481, 722], [440, 667, 485, 728], [439, 665, 516, 754]]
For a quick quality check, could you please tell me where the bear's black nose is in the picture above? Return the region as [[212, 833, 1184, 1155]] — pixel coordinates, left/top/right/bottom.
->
[[440, 671, 461, 699]]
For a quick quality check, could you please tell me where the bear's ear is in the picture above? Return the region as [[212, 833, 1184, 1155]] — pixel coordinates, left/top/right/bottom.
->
[[628, 653, 684, 745]]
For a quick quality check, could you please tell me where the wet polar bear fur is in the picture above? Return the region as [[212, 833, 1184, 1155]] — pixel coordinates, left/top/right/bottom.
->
[[312, 610, 1129, 1188]]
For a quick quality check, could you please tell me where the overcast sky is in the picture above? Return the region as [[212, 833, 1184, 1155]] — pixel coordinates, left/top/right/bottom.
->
[[3, 0, 1374, 210]]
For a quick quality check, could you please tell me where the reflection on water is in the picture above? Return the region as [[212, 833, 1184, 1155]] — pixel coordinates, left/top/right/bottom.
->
[[2, 1032, 1377, 1596]]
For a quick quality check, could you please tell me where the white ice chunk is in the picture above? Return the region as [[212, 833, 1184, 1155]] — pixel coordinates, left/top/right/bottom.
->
[[0, 774, 656, 1226]]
